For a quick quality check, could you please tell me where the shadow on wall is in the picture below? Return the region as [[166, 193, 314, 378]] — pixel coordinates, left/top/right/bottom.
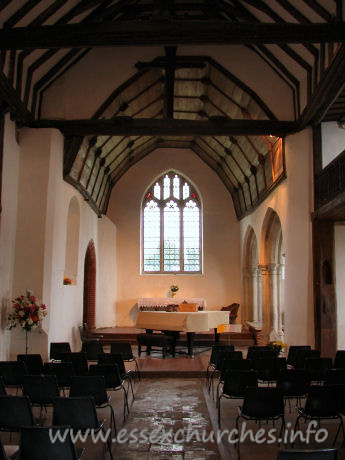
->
[[1, 295, 10, 330], [129, 303, 140, 325]]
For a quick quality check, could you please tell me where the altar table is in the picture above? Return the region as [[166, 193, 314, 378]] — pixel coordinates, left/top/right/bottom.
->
[[135, 310, 229, 356], [138, 297, 207, 309]]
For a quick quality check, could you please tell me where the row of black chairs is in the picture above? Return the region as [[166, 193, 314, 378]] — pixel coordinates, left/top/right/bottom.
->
[[0, 425, 84, 460], [220, 383, 343, 458], [50, 341, 140, 374], [0, 349, 136, 391], [0, 393, 114, 459], [287, 346, 345, 370], [207, 346, 345, 396]]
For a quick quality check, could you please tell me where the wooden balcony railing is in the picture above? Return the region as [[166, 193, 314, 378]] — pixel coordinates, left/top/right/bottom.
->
[[315, 149, 345, 209]]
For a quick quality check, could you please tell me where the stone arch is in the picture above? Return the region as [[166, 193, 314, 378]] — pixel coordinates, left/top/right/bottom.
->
[[64, 196, 80, 284], [259, 208, 285, 343], [242, 226, 260, 323], [83, 240, 96, 329]]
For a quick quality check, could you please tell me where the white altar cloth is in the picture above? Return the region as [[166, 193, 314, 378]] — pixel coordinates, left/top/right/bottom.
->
[[138, 297, 207, 308], [135, 310, 229, 333]]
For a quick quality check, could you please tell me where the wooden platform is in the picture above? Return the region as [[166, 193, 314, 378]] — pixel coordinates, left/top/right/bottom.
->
[[95, 326, 255, 347]]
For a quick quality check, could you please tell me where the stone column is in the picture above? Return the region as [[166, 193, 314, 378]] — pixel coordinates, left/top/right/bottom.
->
[[259, 263, 279, 344], [276, 263, 285, 341], [243, 267, 260, 322]]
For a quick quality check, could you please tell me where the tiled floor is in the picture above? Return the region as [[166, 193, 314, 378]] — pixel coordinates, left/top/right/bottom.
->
[[2, 346, 345, 459]]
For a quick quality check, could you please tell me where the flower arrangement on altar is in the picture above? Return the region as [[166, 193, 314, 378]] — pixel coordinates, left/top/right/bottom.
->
[[8, 290, 47, 332], [170, 284, 179, 297], [269, 340, 286, 355], [63, 276, 72, 285]]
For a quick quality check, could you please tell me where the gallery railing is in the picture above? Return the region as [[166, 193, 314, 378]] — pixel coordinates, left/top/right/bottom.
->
[[315, 149, 345, 209]]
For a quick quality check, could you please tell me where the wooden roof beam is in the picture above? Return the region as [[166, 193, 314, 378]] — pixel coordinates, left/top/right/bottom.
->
[[299, 44, 345, 127], [1, 21, 345, 49], [0, 70, 33, 123], [26, 117, 298, 137]]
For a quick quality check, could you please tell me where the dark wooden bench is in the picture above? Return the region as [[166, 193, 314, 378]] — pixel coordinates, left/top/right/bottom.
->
[[137, 333, 175, 358]]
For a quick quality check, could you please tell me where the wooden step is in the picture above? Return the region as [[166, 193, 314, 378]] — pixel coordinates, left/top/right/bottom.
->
[[92, 327, 255, 347]]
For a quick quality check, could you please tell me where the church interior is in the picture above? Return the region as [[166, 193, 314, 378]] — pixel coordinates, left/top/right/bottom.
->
[[1, 1, 345, 459]]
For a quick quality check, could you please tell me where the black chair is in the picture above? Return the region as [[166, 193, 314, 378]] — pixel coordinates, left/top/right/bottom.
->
[[325, 369, 345, 385], [0, 395, 35, 434], [137, 333, 175, 358], [53, 397, 113, 460], [334, 350, 345, 369], [287, 345, 311, 367], [217, 369, 258, 428], [17, 354, 44, 375], [0, 436, 18, 460], [257, 357, 287, 385], [0, 377, 7, 395], [277, 369, 311, 412], [19, 425, 84, 460], [110, 342, 141, 379], [246, 346, 271, 360], [294, 349, 320, 369], [215, 354, 250, 404], [61, 352, 88, 376], [23, 375, 60, 420], [209, 350, 242, 398], [43, 362, 75, 393], [277, 448, 338, 459], [98, 353, 134, 400], [89, 364, 129, 422], [305, 357, 333, 383], [236, 387, 285, 457], [223, 359, 253, 371], [0, 361, 27, 393], [206, 345, 235, 387], [69, 375, 116, 436], [81, 342, 104, 361], [250, 349, 280, 369], [49, 342, 71, 361], [294, 386, 345, 448]]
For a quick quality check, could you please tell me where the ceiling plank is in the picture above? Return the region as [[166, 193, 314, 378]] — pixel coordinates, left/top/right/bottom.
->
[[1, 21, 345, 49], [4, 0, 42, 28], [25, 117, 298, 136]]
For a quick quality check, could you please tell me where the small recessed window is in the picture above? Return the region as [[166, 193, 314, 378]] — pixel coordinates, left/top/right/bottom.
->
[[142, 171, 202, 274]]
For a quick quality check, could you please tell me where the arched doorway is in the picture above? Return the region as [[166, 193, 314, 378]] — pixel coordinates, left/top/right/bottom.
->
[[83, 240, 96, 330], [259, 208, 285, 343], [243, 226, 261, 323]]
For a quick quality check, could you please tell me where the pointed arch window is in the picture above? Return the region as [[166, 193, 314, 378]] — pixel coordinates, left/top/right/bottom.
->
[[142, 172, 202, 273]]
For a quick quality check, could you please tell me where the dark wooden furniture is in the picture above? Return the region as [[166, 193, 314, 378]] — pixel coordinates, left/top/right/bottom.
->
[[137, 333, 175, 358], [221, 303, 240, 324]]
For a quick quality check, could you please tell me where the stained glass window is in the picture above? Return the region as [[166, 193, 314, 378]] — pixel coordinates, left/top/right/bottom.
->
[[142, 171, 202, 273]]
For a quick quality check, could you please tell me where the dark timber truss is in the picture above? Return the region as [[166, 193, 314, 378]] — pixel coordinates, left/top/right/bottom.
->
[[0, 0, 344, 218]]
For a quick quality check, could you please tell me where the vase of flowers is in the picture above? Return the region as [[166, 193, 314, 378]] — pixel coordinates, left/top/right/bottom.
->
[[63, 276, 72, 285], [170, 284, 179, 298], [8, 290, 47, 354], [269, 340, 286, 356]]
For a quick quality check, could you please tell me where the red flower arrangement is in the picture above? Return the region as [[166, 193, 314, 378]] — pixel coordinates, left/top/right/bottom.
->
[[8, 290, 47, 332], [63, 276, 72, 285]]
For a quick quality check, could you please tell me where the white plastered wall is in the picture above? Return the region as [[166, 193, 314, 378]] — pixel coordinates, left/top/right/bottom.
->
[[0, 116, 20, 360], [107, 147, 241, 327], [8, 127, 116, 359], [240, 129, 314, 347], [321, 122, 345, 168]]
